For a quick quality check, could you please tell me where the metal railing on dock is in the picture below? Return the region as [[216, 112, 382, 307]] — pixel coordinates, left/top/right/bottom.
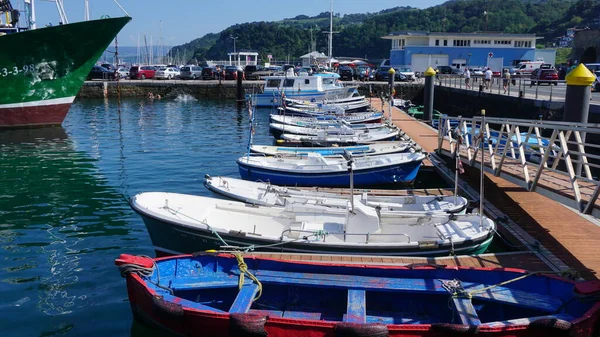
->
[[436, 75, 566, 102], [437, 115, 600, 216]]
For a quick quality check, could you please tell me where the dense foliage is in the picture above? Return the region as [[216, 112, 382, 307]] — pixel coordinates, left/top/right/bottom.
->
[[169, 0, 591, 63]]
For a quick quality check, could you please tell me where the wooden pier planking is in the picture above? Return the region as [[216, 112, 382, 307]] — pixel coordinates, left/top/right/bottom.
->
[[371, 100, 600, 280]]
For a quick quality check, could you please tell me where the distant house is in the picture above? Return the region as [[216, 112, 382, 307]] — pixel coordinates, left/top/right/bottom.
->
[[300, 51, 329, 67], [381, 31, 556, 72], [227, 51, 259, 67]]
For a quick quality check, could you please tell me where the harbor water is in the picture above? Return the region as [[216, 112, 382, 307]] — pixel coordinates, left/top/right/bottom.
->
[[0, 96, 493, 336]]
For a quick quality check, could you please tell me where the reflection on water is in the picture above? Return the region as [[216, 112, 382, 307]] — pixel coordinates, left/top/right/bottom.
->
[[0, 98, 277, 337]]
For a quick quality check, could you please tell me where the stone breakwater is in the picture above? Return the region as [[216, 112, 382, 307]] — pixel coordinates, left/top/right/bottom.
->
[[77, 80, 425, 101]]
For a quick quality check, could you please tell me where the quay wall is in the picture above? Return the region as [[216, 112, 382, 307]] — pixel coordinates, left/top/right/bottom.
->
[[76, 80, 424, 101]]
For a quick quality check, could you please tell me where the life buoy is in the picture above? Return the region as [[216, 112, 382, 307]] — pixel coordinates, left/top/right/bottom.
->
[[151, 295, 183, 319], [229, 313, 268, 337], [430, 323, 479, 335], [334, 322, 389, 337]]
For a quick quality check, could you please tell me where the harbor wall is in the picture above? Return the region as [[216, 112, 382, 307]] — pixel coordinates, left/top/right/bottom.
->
[[76, 80, 424, 101]]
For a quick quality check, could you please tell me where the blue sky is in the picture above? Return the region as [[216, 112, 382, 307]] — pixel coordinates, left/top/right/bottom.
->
[[32, 0, 445, 46]]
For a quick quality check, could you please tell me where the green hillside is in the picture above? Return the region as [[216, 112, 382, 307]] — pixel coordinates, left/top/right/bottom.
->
[[169, 0, 589, 64]]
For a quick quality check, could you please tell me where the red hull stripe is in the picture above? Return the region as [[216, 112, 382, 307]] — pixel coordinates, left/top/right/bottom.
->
[[0, 103, 72, 128]]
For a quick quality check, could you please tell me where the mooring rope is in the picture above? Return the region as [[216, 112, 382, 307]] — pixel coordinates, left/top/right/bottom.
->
[[233, 252, 262, 301]]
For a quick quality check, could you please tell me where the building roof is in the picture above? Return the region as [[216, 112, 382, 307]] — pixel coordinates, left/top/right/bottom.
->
[[300, 51, 329, 59], [382, 30, 537, 39]]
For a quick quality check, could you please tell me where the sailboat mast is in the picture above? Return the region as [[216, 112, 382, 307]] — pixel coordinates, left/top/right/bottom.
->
[[84, 0, 89, 20], [328, 0, 333, 69]]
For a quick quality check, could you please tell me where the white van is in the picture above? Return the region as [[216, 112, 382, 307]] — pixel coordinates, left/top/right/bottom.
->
[[512, 61, 545, 75]]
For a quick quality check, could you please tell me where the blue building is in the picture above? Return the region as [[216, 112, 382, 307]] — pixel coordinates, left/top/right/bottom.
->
[[381, 31, 555, 72]]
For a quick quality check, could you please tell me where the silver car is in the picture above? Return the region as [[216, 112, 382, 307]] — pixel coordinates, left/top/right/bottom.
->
[[179, 65, 202, 80]]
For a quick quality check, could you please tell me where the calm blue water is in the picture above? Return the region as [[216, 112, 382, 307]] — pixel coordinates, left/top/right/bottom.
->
[[0, 96, 451, 336], [0, 96, 280, 336]]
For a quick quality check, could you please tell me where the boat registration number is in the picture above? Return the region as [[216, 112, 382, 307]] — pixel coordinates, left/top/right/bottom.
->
[[1, 64, 36, 77]]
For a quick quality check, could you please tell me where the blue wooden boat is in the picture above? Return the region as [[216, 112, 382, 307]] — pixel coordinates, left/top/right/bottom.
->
[[237, 152, 426, 187], [116, 252, 600, 337]]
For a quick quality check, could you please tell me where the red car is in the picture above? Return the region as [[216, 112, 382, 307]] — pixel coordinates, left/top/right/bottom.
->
[[129, 66, 156, 80], [530, 68, 559, 85]]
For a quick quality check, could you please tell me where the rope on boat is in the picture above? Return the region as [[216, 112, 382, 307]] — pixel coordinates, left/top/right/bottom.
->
[[117, 255, 173, 295], [233, 252, 262, 302], [162, 205, 331, 253], [441, 268, 580, 301]]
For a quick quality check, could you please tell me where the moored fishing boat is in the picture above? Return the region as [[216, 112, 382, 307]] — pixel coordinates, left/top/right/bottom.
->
[[248, 74, 357, 107], [270, 111, 384, 125], [0, 1, 131, 128], [281, 98, 371, 114], [280, 127, 400, 147], [269, 121, 395, 139], [204, 175, 468, 216], [116, 252, 600, 337], [249, 141, 411, 157], [129, 192, 494, 256], [237, 151, 425, 187]]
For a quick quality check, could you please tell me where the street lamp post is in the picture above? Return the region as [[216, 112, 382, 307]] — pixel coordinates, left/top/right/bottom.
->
[[231, 35, 238, 66]]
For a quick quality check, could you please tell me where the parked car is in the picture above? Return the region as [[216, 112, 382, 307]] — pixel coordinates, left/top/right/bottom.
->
[[244, 65, 262, 80], [395, 67, 416, 81], [201, 66, 219, 80], [87, 65, 117, 80], [375, 66, 407, 81], [224, 66, 242, 80], [530, 68, 559, 85], [129, 65, 156, 80], [155, 66, 180, 80], [100, 63, 118, 72], [179, 65, 202, 80], [470, 67, 485, 76], [338, 66, 354, 81], [436, 66, 453, 74], [593, 71, 600, 92], [116, 67, 129, 79], [357, 66, 374, 81]]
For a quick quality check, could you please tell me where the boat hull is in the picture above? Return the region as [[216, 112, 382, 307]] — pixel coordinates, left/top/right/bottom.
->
[[120, 253, 600, 337], [253, 87, 357, 107], [0, 17, 131, 128], [237, 157, 422, 187], [135, 211, 493, 257]]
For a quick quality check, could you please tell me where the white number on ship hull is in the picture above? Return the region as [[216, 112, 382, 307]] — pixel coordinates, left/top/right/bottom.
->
[[1, 64, 36, 77]]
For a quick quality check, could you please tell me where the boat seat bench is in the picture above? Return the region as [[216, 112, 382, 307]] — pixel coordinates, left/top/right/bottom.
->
[[166, 270, 564, 315]]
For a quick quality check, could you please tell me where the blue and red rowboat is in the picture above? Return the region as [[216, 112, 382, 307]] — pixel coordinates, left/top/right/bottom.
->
[[116, 253, 600, 337]]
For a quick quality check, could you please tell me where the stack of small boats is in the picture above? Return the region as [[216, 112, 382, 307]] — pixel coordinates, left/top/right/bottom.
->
[[117, 96, 600, 337]]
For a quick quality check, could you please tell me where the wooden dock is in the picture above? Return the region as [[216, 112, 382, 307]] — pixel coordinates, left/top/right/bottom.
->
[[371, 100, 600, 280]]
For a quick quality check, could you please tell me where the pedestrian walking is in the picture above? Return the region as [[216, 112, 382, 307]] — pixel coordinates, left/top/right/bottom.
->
[[502, 68, 511, 94], [464, 68, 471, 89], [484, 68, 493, 90]]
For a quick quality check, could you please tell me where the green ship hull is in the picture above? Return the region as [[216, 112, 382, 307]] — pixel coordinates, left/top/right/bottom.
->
[[0, 16, 131, 128]]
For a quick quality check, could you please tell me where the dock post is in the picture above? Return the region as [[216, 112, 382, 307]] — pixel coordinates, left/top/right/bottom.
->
[[423, 67, 437, 121], [387, 67, 395, 120], [563, 64, 594, 175], [236, 70, 244, 105], [103, 81, 108, 98]]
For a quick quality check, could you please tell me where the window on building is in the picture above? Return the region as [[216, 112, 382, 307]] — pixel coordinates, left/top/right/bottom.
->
[[443, 39, 448, 46], [393, 38, 405, 50], [453, 40, 471, 47], [435, 39, 439, 46], [474, 40, 491, 45], [494, 40, 511, 45], [515, 41, 532, 48]]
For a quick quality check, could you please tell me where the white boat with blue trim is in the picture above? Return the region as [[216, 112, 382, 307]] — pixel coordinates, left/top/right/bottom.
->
[[248, 74, 357, 107]]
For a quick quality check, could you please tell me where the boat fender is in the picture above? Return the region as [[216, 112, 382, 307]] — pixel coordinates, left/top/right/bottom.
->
[[151, 295, 184, 318], [430, 323, 479, 335], [229, 313, 268, 337], [334, 322, 388, 337], [527, 318, 572, 336]]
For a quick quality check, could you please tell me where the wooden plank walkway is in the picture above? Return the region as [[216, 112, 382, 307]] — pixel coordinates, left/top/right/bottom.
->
[[248, 251, 548, 270], [372, 100, 600, 280]]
